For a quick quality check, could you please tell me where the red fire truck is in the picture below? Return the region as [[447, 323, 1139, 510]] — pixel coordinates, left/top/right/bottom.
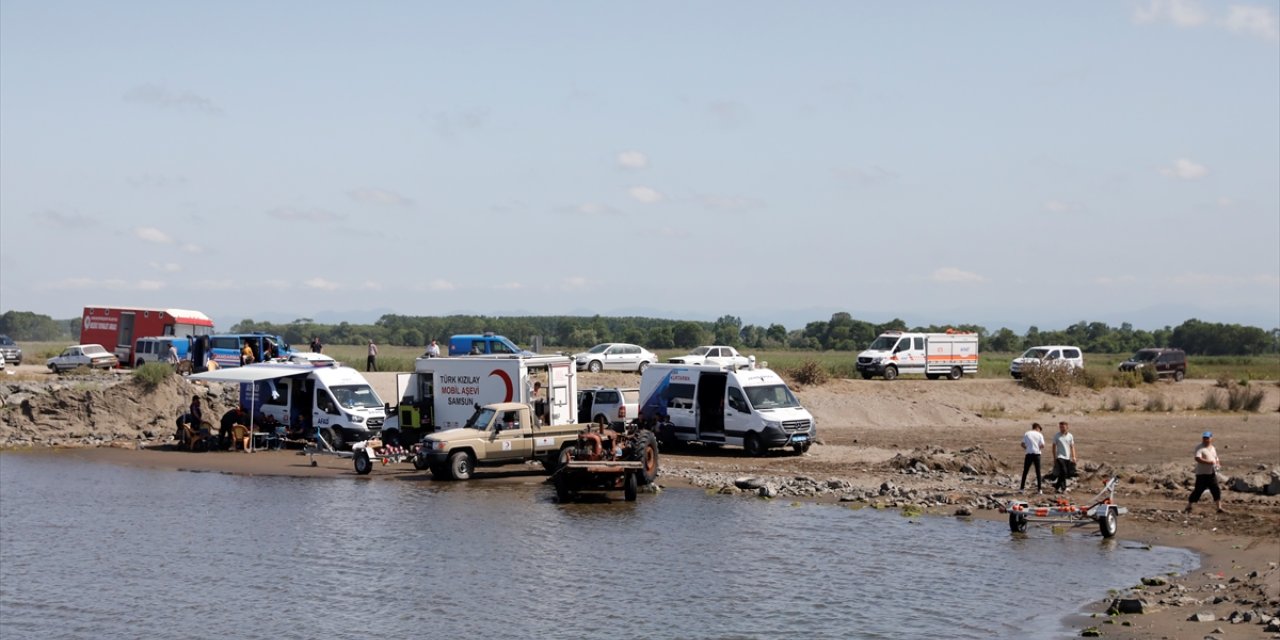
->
[[80, 306, 215, 367]]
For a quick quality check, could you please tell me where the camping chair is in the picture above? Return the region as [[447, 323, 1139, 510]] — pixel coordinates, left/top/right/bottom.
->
[[182, 421, 212, 452], [230, 424, 251, 452]]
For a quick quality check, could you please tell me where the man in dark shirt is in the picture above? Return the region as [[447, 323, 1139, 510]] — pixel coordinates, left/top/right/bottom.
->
[[220, 405, 249, 451]]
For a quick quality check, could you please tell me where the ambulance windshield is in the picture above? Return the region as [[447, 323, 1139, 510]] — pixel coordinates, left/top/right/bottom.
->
[[868, 336, 899, 350]]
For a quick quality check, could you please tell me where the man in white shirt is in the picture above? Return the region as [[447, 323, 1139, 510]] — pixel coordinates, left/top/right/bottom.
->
[[1020, 422, 1045, 493], [1184, 432, 1225, 514], [426, 340, 441, 358], [1051, 421, 1076, 493]]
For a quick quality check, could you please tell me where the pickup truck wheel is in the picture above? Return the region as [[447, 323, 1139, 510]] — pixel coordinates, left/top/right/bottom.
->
[[883, 366, 898, 381], [743, 432, 763, 457], [1009, 513, 1027, 533], [354, 451, 373, 475], [623, 471, 638, 502], [587, 360, 603, 373], [448, 451, 473, 481], [635, 432, 658, 484], [947, 366, 962, 381]]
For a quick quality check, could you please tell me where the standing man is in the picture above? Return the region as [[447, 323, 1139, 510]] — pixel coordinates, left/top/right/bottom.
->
[[531, 381, 545, 425], [426, 340, 441, 358], [1020, 422, 1045, 494], [310, 336, 323, 353], [1184, 432, 1225, 514], [366, 340, 378, 372], [165, 343, 180, 367], [1051, 421, 1076, 493]]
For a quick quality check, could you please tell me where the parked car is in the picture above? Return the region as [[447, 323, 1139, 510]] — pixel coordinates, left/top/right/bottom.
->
[[573, 343, 658, 373], [47, 344, 119, 372], [1010, 345, 1084, 379], [578, 386, 640, 428], [1118, 348, 1187, 381], [0, 334, 21, 365], [280, 352, 340, 368], [448, 333, 533, 357], [667, 345, 752, 368]]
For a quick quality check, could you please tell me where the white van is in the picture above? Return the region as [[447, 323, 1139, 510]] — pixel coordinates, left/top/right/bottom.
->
[[855, 330, 979, 380], [637, 363, 816, 456], [204, 363, 388, 449]]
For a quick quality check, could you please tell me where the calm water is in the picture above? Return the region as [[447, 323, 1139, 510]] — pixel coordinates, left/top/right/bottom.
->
[[0, 453, 1195, 639]]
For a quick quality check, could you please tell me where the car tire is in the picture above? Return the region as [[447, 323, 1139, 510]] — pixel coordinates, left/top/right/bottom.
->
[[1173, 370, 1185, 382], [448, 450, 473, 481], [743, 432, 763, 457], [947, 366, 962, 381], [883, 365, 898, 381], [860, 372, 873, 380], [637, 361, 649, 373], [588, 360, 602, 373]]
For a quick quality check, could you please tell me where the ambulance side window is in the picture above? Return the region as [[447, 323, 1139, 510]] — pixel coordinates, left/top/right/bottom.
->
[[893, 339, 906, 353], [914, 337, 924, 350], [727, 387, 750, 413]]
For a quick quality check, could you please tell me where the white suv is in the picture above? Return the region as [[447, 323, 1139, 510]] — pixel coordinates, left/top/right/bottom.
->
[[573, 343, 658, 373], [577, 387, 640, 428], [1010, 345, 1084, 379]]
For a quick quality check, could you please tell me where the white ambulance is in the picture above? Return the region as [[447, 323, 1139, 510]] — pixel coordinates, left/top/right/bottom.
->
[[384, 354, 579, 446], [855, 330, 979, 380], [636, 362, 816, 456]]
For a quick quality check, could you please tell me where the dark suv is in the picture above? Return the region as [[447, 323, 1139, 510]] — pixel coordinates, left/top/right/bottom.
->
[[1119, 348, 1187, 381], [0, 335, 21, 365]]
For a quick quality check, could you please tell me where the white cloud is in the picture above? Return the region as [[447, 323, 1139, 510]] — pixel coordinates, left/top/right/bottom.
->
[[349, 188, 413, 206], [267, 206, 343, 222], [123, 83, 224, 115], [150, 262, 182, 273], [1222, 5, 1280, 41], [1133, 0, 1209, 27], [628, 186, 664, 204], [616, 151, 649, 169], [561, 276, 589, 290], [930, 267, 986, 284], [134, 227, 174, 244], [569, 202, 620, 216], [427, 279, 456, 291], [1159, 157, 1208, 180], [304, 277, 341, 291]]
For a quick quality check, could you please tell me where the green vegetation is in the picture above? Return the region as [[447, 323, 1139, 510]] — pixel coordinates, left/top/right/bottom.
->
[[132, 362, 174, 390], [785, 360, 830, 387]]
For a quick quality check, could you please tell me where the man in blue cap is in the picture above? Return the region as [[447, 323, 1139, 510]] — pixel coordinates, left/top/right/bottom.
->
[[1184, 431, 1225, 514]]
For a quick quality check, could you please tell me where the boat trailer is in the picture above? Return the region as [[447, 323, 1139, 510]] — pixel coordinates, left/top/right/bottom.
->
[[1000, 476, 1128, 538]]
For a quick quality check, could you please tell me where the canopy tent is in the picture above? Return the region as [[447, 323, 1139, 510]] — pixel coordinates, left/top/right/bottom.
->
[[188, 364, 312, 451]]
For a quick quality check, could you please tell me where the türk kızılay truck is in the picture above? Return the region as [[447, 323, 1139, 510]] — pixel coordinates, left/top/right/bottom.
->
[[636, 362, 816, 456], [855, 330, 978, 381]]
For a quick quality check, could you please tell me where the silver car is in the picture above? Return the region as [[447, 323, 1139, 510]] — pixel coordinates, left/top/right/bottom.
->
[[573, 343, 658, 373], [47, 344, 119, 372]]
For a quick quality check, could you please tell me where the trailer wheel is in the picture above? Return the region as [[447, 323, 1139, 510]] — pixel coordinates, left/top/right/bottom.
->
[[412, 454, 429, 471], [588, 360, 603, 373], [623, 470, 638, 502], [947, 366, 963, 381], [354, 451, 373, 475], [327, 427, 344, 451], [883, 365, 898, 381], [554, 472, 574, 503], [743, 432, 764, 457], [448, 450, 473, 481], [1009, 513, 1027, 533], [1099, 508, 1118, 538]]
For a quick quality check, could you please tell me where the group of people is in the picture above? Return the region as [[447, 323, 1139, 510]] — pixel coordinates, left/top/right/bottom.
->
[[1019, 421, 1227, 513], [177, 396, 311, 452]]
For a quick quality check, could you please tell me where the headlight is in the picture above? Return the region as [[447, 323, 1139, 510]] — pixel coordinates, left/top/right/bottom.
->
[[351, 415, 364, 424]]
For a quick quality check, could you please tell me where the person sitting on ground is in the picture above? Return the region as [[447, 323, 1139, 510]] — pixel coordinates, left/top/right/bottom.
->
[[284, 414, 310, 444]]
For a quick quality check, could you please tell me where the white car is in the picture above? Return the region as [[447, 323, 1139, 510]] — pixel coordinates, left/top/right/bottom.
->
[[573, 343, 658, 373], [1010, 345, 1084, 379], [668, 345, 751, 368], [279, 352, 340, 368], [47, 344, 119, 372]]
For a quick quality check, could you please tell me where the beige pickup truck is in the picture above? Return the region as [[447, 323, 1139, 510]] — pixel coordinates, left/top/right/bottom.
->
[[416, 402, 586, 480]]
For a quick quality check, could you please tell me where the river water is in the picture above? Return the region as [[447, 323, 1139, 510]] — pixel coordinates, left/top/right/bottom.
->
[[0, 453, 1195, 639]]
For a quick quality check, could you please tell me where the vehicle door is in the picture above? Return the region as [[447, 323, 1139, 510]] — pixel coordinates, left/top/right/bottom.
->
[[577, 390, 594, 423], [314, 386, 343, 433], [488, 410, 533, 460], [705, 347, 724, 366], [898, 336, 925, 373], [723, 385, 755, 440], [1062, 348, 1082, 368], [613, 345, 640, 370]]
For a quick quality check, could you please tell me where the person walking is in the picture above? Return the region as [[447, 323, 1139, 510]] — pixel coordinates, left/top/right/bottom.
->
[[165, 343, 179, 367], [366, 340, 378, 372], [1020, 422, 1045, 493], [1184, 432, 1226, 514], [1050, 421, 1076, 493]]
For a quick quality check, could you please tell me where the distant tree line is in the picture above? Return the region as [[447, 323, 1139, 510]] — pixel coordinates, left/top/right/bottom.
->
[[4, 309, 1274, 356]]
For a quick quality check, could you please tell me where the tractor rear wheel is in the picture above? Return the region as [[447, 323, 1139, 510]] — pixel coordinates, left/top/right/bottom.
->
[[635, 432, 659, 484]]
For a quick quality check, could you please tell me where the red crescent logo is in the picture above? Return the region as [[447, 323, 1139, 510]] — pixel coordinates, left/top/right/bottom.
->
[[489, 369, 513, 402]]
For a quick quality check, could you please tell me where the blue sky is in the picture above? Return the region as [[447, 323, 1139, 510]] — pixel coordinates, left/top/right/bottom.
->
[[2, 1, 1277, 332]]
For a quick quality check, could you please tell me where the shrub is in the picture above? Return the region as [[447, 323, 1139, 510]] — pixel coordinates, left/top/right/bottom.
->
[[133, 362, 174, 389], [1143, 395, 1168, 412], [1079, 368, 1109, 391], [981, 403, 1006, 418], [1114, 371, 1142, 388], [787, 360, 829, 386], [1200, 390, 1224, 411], [1215, 373, 1233, 388], [1227, 385, 1265, 412], [1140, 367, 1159, 384], [1019, 363, 1079, 396], [1106, 394, 1124, 412]]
